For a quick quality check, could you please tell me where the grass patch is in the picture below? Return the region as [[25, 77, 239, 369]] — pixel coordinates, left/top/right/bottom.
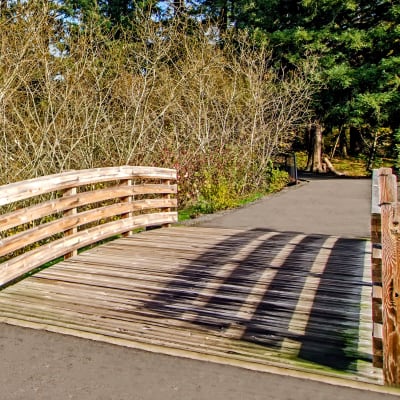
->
[[295, 151, 369, 176], [329, 157, 369, 176], [178, 191, 269, 222], [178, 206, 201, 221], [237, 191, 267, 206], [330, 156, 395, 176], [296, 151, 395, 177]]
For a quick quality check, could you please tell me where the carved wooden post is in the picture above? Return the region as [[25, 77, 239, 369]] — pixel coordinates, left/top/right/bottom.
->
[[371, 169, 383, 367], [380, 168, 400, 385], [63, 186, 78, 259]]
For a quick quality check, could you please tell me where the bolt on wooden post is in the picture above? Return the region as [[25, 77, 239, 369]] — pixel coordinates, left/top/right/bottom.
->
[[379, 167, 400, 385]]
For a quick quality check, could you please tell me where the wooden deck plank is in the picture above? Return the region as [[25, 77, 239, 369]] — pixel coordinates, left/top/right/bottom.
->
[[0, 226, 382, 385]]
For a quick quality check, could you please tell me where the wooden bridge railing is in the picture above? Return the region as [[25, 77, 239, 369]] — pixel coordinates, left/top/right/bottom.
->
[[0, 166, 177, 288], [371, 167, 400, 386]]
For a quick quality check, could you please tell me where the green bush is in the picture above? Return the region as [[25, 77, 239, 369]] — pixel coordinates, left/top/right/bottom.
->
[[265, 163, 290, 193], [183, 162, 290, 218], [195, 169, 239, 214]]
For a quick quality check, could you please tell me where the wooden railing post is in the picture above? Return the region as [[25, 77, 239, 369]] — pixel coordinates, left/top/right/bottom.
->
[[63, 186, 78, 259], [162, 179, 172, 228], [121, 179, 133, 237], [371, 169, 383, 368], [379, 168, 400, 385]]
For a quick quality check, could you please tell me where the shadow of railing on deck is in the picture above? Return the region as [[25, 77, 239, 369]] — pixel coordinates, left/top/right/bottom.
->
[[145, 228, 370, 371]]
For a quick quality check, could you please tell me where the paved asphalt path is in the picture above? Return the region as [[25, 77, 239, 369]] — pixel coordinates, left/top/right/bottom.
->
[[1, 176, 400, 399], [195, 175, 371, 238]]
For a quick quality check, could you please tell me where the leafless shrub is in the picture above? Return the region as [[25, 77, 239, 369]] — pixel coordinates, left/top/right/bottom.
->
[[0, 2, 314, 206]]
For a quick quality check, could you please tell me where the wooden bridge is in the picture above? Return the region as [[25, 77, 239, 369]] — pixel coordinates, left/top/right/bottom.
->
[[0, 166, 397, 387]]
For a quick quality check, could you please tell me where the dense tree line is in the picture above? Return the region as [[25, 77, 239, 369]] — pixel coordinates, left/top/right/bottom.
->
[[1, 0, 398, 175], [57, 0, 399, 170], [194, 0, 399, 170]]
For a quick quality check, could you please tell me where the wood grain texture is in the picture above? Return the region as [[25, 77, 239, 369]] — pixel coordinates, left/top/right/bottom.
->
[[0, 166, 177, 287], [63, 187, 78, 259], [377, 168, 400, 385], [381, 203, 399, 385], [371, 169, 383, 367], [0, 166, 176, 206], [379, 169, 397, 205], [0, 212, 177, 286], [0, 186, 176, 233], [0, 226, 381, 385]]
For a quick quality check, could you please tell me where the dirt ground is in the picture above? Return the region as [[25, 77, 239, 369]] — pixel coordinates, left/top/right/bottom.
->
[[1, 176, 400, 399]]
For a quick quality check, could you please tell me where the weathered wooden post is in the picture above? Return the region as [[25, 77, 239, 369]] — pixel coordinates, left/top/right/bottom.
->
[[379, 167, 400, 385], [121, 179, 133, 237], [163, 179, 172, 228], [371, 169, 383, 368], [63, 186, 78, 259]]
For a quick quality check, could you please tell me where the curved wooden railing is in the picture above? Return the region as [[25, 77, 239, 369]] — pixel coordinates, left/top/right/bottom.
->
[[0, 166, 177, 287], [371, 167, 400, 386]]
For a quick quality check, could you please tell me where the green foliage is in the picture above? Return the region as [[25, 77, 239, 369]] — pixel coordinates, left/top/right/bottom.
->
[[194, 169, 240, 214], [325, 63, 353, 89], [62, 0, 157, 32], [187, 0, 400, 163], [396, 129, 400, 171], [179, 163, 290, 220], [265, 162, 290, 193]]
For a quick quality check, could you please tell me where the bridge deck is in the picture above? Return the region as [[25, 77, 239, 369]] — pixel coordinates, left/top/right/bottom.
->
[[0, 226, 382, 384]]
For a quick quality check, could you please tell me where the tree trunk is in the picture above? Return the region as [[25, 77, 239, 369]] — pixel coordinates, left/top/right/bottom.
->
[[349, 126, 362, 156], [339, 127, 348, 157], [306, 122, 324, 173], [219, 0, 228, 32], [367, 130, 379, 171], [323, 157, 345, 176]]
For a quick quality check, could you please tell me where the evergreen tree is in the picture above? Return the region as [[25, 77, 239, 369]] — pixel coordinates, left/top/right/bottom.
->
[[191, 0, 399, 168], [62, 0, 157, 26]]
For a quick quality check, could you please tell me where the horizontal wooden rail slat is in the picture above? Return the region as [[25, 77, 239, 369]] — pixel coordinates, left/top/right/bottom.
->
[[0, 166, 176, 207], [0, 185, 176, 233], [0, 212, 177, 286], [0, 166, 178, 287], [0, 199, 177, 259]]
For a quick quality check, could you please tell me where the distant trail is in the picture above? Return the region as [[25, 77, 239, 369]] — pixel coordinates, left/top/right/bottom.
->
[[194, 176, 371, 238]]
